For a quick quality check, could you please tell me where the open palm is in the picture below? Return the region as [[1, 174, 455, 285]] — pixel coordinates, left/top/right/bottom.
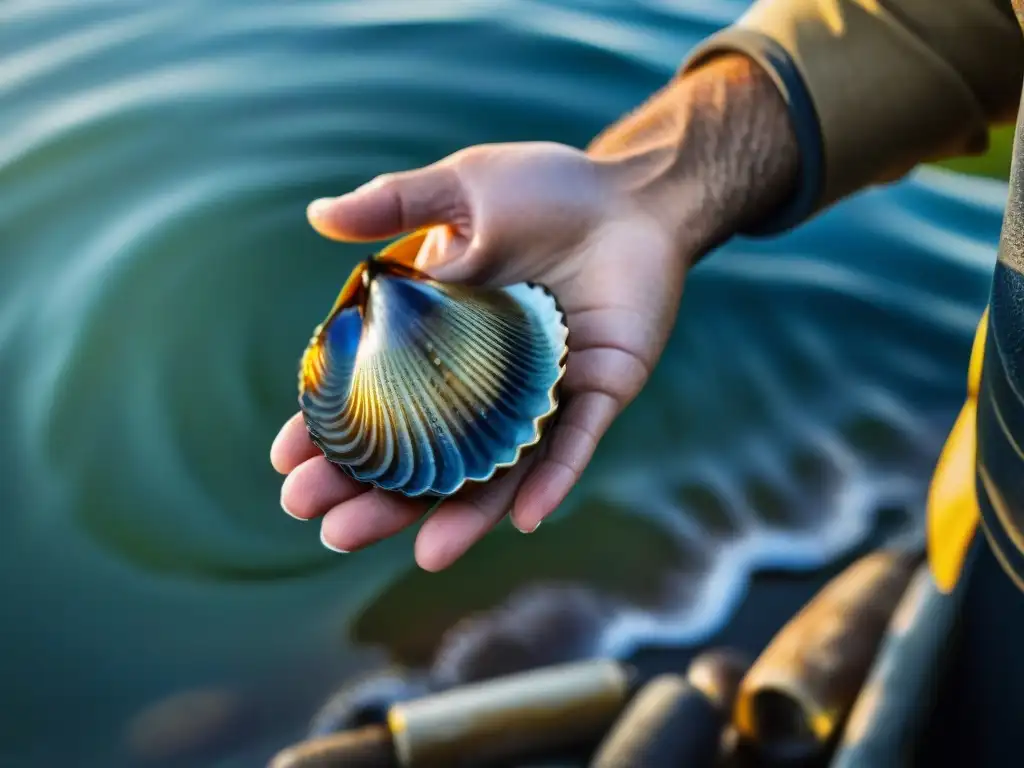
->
[[271, 142, 687, 570]]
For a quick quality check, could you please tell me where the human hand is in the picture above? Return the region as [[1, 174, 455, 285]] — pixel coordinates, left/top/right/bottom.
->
[[271, 141, 695, 569], [270, 58, 798, 572]]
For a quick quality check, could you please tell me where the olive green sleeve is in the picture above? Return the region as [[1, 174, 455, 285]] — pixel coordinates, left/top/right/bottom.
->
[[682, 0, 1024, 233]]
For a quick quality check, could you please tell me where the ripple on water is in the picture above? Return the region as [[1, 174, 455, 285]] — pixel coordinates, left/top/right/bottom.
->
[[3, 4, 669, 581], [0, 1, 1010, 764]]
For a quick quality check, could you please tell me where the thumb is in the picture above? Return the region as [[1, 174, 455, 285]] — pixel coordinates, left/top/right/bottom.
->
[[306, 163, 465, 242]]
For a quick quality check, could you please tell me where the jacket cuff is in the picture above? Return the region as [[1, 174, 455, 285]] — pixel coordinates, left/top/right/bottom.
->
[[681, 29, 825, 236]]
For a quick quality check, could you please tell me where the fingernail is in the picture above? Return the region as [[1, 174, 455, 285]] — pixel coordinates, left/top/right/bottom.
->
[[306, 197, 335, 221], [320, 527, 349, 554], [414, 226, 451, 271], [280, 499, 307, 521], [512, 518, 542, 534]]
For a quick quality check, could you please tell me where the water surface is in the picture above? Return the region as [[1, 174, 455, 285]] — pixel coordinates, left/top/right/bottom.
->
[[0, 0, 1006, 765]]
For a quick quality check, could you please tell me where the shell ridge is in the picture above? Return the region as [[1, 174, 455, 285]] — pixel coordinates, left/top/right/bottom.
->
[[356, 363, 389, 469], [446, 299, 555, 413], [445, 298, 542, 376], [316, 305, 363, 390], [302, 370, 363, 458], [438, 299, 541, 395], [419, 296, 559, 472], [301, 307, 362, 442], [333, 361, 379, 452], [349, 284, 399, 479], [299, 258, 569, 497], [459, 307, 550, 388], [311, 350, 359, 432], [381, 279, 466, 494], [359, 331, 400, 482], [474, 289, 554, 361], [329, 366, 372, 466], [427, 283, 531, 354], [416, 316, 535, 460], [363, 291, 410, 485], [424, 380, 490, 481], [408, 332, 466, 495], [388, 328, 437, 495], [421, 338, 506, 482], [464, 281, 569, 485], [376, 317, 429, 491], [367, 332, 410, 488], [408, 281, 565, 477], [415, 309, 509, 409], [406, 304, 533, 443], [507, 283, 569, 353], [392, 307, 506, 482]]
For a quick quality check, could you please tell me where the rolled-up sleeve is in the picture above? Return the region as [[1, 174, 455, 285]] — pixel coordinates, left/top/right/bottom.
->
[[682, 0, 1024, 234]]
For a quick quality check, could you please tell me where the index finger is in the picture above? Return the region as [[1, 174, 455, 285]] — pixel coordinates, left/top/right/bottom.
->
[[270, 411, 320, 474]]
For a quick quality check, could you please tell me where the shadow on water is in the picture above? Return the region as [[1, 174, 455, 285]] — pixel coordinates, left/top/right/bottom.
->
[[0, 0, 1007, 765]]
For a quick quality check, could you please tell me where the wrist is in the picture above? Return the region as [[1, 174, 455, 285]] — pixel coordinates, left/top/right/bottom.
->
[[586, 54, 801, 261]]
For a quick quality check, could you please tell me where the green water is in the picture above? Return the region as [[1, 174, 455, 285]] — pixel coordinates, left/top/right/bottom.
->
[[1, 1, 1011, 765], [939, 125, 1014, 179]]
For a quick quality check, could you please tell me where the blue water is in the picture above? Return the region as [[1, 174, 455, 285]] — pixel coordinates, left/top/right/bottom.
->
[[0, 0, 1005, 765]]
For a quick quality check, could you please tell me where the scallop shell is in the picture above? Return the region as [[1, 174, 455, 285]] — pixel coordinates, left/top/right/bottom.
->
[[298, 228, 569, 497]]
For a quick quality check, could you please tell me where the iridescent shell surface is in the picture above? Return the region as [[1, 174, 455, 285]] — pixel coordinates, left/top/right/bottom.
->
[[298, 230, 568, 497]]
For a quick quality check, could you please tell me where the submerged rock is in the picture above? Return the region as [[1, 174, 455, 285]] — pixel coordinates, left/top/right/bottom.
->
[[308, 585, 615, 737], [734, 548, 921, 764], [270, 724, 396, 768], [307, 670, 432, 737], [431, 585, 619, 687], [589, 649, 749, 768]]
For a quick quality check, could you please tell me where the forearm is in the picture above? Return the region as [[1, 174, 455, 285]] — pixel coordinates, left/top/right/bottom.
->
[[591, 0, 1024, 257], [587, 54, 801, 257], [695, 0, 1023, 215]]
